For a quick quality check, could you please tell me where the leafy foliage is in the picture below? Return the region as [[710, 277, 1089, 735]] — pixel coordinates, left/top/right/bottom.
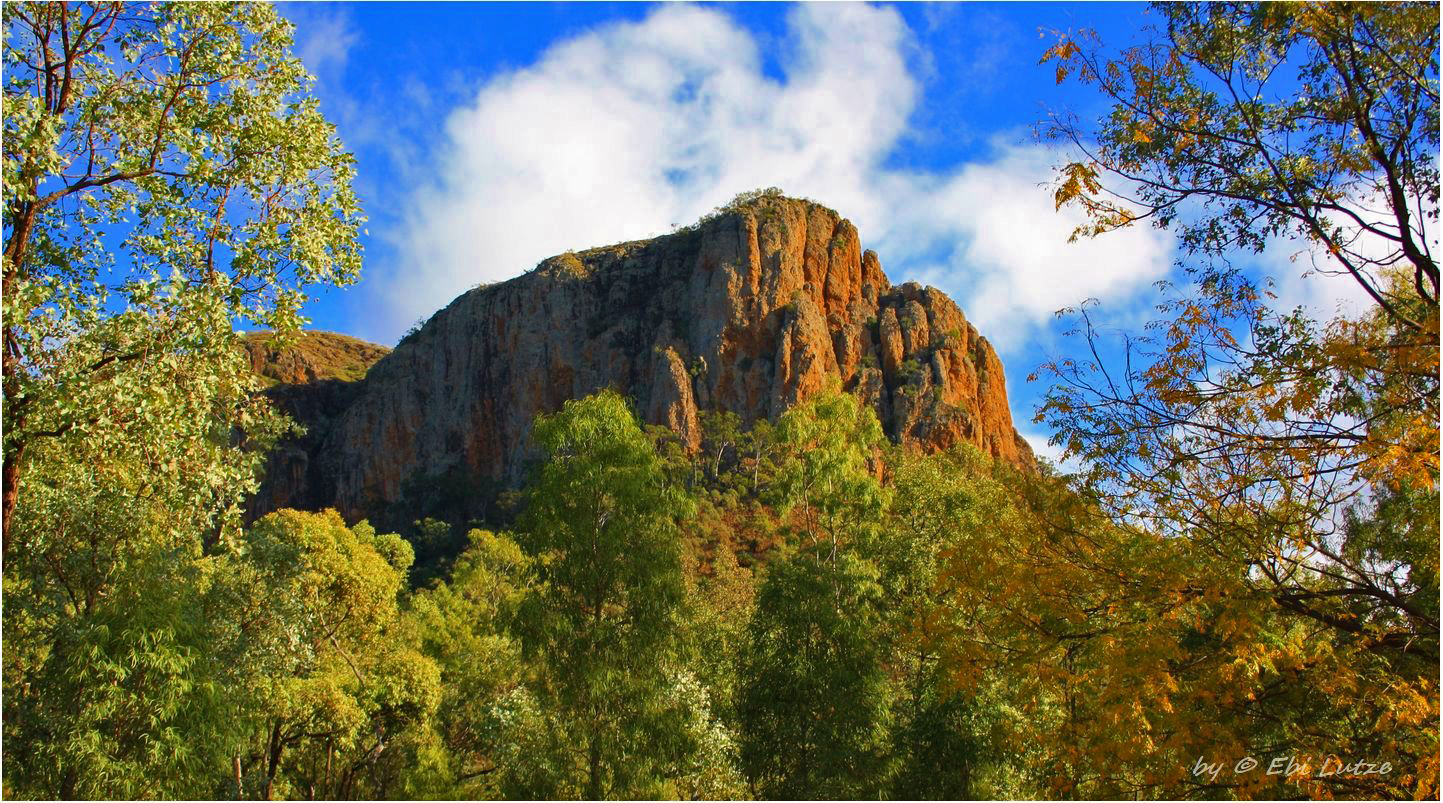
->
[[512, 390, 694, 798], [2, 5, 367, 798], [210, 510, 439, 800], [1043, 2, 1438, 328], [2, 0, 364, 536], [5, 4, 1437, 800], [397, 528, 532, 798], [1027, 3, 1439, 797], [740, 549, 891, 798]]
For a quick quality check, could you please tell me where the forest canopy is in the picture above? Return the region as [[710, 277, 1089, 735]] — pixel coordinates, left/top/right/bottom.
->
[[2, 1, 1438, 800]]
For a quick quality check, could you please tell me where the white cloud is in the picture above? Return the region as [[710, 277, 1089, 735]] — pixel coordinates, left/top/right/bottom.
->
[[362, 3, 1174, 347], [284, 4, 359, 83], [1262, 187, 1439, 322], [877, 142, 1173, 343]]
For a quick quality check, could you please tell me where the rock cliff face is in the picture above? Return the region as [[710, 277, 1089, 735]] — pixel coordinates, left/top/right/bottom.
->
[[256, 196, 1032, 522]]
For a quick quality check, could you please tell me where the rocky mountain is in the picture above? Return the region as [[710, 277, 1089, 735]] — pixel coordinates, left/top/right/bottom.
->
[[253, 194, 1032, 524]]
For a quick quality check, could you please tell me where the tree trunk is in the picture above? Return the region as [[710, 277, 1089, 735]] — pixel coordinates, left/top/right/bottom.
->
[[4, 200, 36, 272], [586, 735, 602, 800], [2, 437, 23, 558], [59, 766, 77, 800], [264, 721, 284, 801], [3, 196, 35, 544]]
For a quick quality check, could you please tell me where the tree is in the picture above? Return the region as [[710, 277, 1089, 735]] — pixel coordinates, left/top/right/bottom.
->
[[2, 1, 363, 540], [398, 528, 532, 799], [769, 383, 888, 555], [2, 6, 363, 796], [1041, 1, 1440, 510], [673, 534, 753, 800], [1031, 291, 1439, 797], [210, 509, 440, 801], [739, 550, 891, 799], [884, 448, 1013, 799], [2, 511, 241, 799], [928, 438, 1442, 799], [1025, 3, 1439, 796], [738, 388, 893, 798], [513, 391, 693, 798], [1044, 2, 1438, 327], [0, 293, 289, 798]]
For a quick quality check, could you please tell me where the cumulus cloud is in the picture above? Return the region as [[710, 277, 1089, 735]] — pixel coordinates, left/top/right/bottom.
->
[[364, 3, 1174, 347], [881, 143, 1173, 341]]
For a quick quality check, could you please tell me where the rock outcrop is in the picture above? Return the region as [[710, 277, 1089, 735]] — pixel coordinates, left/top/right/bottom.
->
[[255, 195, 1032, 522], [243, 332, 389, 518]]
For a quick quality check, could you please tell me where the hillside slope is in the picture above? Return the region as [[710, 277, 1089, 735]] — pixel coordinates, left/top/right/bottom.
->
[[242, 331, 390, 519], [242, 330, 390, 385]]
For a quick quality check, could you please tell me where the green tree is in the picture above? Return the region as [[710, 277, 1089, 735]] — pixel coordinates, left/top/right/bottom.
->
[[399, 528, 532, 799], [883, 448, 1013, 799], [514, 391, 693, 798], [678, 525, 755, 725], [210, 509, 440, 801], [739, 550, 890, 799], [769, 384, 888, 554], [740, 417, 779, 496], [738, 388, 893, 798], [2, 518, 240, 799], [0, 292, 287, 798], [2, 1, 363, 539], [2, 6, 363, 796]]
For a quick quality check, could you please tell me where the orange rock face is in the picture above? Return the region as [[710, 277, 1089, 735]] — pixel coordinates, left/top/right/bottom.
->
[[258, 196, 1033, 521]]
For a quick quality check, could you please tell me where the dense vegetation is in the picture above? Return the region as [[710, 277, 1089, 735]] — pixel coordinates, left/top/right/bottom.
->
[[7, 380, 1435, 798], [3, 1, 1437, 800]]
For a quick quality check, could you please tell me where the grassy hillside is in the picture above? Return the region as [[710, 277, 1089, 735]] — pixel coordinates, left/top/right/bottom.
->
[[242, 330, 390, 386]]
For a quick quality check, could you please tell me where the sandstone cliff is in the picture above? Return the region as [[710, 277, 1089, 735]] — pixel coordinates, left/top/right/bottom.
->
[[255, 195, 1032, 522]]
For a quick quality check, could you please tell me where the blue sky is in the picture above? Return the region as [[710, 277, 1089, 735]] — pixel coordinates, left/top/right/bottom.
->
[[278, 2, 1373, 460]]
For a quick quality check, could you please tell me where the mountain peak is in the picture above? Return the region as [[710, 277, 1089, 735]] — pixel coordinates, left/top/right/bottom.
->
[[256, 194, 1032, 523]]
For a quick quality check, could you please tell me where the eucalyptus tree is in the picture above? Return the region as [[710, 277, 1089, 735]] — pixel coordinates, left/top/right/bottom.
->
[[738, 388, 894, 798], [397, 528, 532, 799], [210, 510, 439, 802], [2, 3, 363, 796], [2, 1, 363, 542], [513, 391, 695, 798]]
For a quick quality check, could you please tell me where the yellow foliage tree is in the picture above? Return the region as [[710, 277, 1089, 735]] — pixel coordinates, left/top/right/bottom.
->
[[1001, 2, 1440, 797]]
